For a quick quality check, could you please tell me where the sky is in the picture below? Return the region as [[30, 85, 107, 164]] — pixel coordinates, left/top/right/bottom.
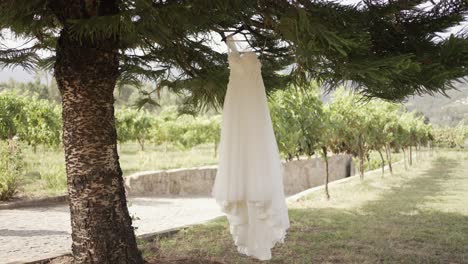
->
[[0, 0, 467, 83]]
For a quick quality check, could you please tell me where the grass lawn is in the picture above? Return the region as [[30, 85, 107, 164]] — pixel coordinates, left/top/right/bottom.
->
[[140, 150, 468, 264]]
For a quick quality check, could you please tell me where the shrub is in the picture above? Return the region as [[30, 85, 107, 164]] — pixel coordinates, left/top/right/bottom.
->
[[0, 139, 23, 200]]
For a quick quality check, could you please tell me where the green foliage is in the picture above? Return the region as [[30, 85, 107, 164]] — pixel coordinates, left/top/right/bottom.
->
[[328, 89, 374, 177], [0, 139, 23, 200], [0, 93, 26, 139], [115, 106, 221, 152], [116, 108, 154, 151], [327, 88, 367, 155], [395, 112, 432, 151], [269, 89, 303, 160], [432, 125, 466, 148], [150, 108, 221, 151], [270, 83, 327, 160], [270, 85, 434, 178], [0, 93, 61, 149], [22, 99, 61, 150], [177, 115, 221, 150]]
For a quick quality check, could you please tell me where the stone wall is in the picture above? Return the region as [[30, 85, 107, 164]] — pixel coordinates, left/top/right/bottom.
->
[[125, 155, 355, 197], [282, 154, 355, 195]]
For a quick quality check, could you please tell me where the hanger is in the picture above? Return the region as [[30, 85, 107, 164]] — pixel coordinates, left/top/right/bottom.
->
[[221, 25, 249, 42], [222, 25, 260, 55]]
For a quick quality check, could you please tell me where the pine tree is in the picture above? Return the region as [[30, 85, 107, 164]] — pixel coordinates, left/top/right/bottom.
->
[[1, 0, 467, 262]]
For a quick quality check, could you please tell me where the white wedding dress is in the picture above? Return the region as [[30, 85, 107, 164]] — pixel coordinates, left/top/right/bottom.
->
[[212, 37, 290, 261]]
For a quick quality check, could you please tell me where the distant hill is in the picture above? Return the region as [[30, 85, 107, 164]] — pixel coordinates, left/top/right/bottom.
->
[[404, 82, 468, 126]]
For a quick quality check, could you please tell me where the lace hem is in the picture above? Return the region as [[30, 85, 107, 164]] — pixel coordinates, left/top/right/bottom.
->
[[217, 200, 289, 261]]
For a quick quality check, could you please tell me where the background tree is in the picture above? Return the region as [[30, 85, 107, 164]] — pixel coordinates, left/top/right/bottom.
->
[[149, 109, 179, 153], [381, 105, 404, 176], [328, 88, 371, 179], [0, 94, 26, 140], [270, 84, 332, 197], [178, 115, 223, 157], [207, 115, 222, 158], [1, 0, 467, 262], [21, 99, 62, 152], [396, 113, 413, 169], [116, 108, 154, 151], [316, 105, 333, 199], [366, 100, 401, 176], [270, 90, 303, 161], [432, 124, 466, 148]]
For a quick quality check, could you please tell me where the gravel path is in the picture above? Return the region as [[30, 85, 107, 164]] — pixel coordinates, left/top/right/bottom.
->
[[0, 197, 222, 264]]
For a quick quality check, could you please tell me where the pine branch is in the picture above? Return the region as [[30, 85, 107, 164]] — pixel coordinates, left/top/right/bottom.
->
[[1, 0, 467, 107], [0, 46, 40, 71]]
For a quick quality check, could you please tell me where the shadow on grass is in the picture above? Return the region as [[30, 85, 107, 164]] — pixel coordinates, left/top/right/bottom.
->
[[143, 156, 468, 264]]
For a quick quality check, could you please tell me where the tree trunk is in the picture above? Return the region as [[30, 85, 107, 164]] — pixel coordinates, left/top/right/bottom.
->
[[409, 145, 413, 166], [214, 140, 218, 158], [55, 27, 143, 263], [359, 154, 364, 179], [322, 147, 330, 200], [414, 144, 417, 161], [358, 134, 364, 180], [403, 147, 408, 170], [137, 137, 145, 151], [377, 149, 385, 177], [385, 144, 393, 176]]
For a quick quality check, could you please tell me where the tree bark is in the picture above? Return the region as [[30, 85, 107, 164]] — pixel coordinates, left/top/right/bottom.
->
[[358, 134, 364, 180], [322, 147, 330, 200], [414, 145, 417, 161], [55, 27, 143, 264], [137, 137, 145, 151], [402, 147, 408, 170], [377, 149, 385, 177], [385, 144, 393, 176], [409, 145, 413, 166], [214, 140, 218, 158]]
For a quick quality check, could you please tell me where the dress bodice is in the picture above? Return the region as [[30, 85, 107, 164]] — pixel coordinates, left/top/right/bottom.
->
[[226, 36, 261, 74], [228, 52, 262, 74]]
